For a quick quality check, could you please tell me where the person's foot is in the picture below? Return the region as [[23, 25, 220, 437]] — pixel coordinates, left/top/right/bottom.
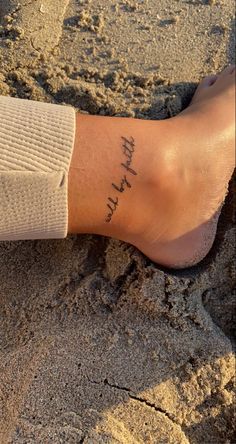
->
[[68, 66, 235, 269], [130, 65, 235, 268]]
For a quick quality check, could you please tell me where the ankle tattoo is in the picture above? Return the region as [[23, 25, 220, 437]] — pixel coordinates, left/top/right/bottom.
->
[[105, 136, 137, 223]]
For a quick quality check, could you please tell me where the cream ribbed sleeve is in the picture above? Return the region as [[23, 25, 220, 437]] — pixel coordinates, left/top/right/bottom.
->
[[0, 96, 76, 241]]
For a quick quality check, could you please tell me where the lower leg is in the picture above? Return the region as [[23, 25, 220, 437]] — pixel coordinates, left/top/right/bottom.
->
[[68, 113, 172, 239]]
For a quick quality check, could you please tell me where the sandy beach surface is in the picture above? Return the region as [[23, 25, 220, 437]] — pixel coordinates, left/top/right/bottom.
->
[[0, 0, 235, 443]]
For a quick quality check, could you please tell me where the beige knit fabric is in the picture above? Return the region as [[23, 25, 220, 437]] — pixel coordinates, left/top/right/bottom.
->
[[0, 96, 76, 241]]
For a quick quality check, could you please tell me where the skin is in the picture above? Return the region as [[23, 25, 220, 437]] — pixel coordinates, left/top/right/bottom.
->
[[68, 66, 235, 269]]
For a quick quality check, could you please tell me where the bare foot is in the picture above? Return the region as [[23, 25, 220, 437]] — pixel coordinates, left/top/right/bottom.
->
[[130, 66, 235, 268], [68, 66, 235, 269]]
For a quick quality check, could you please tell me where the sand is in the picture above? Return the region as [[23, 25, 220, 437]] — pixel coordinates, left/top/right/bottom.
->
[[0, 0, 235, 443]]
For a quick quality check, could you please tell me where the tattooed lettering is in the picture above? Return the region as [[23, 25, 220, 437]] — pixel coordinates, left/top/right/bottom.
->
[[105, 136, 137, 223], [121, 136, 137, 176], [112, 175, 131, 193]]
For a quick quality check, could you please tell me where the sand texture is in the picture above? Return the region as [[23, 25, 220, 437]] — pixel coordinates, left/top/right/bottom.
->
[[0, 0, 235, 443]]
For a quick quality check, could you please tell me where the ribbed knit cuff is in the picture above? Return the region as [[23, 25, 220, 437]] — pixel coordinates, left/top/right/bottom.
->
[[0, 96, 76, 241]]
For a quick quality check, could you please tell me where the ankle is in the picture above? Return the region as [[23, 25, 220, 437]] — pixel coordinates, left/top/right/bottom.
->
[[67, 113, 147, 236], [67, 113, 174, 239], [107, 117, 181, 244]]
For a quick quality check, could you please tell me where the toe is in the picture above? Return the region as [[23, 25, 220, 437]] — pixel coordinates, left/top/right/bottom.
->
[[200, 74, 218, 88], [218, 65, 236, 77], [194, 74, 218, 96], [191, 74, 218, 104]]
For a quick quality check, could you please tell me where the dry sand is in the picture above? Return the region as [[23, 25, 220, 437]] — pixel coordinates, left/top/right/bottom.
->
[[0, 0, 235, 443]]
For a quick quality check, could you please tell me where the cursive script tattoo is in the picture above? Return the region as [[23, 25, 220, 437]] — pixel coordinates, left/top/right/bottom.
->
[[112, 175, 131, 193], [105, 136, 137, 223]]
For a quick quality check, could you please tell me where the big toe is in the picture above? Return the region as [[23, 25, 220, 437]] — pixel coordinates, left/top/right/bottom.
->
[[218, 64, 236, 77], [199, 74, 218, 89], [195, 65, 235, 94], [191, 74, 218, 103]]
